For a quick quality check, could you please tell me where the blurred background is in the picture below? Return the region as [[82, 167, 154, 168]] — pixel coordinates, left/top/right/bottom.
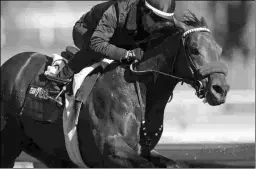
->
[[1, 1, 255, 168]]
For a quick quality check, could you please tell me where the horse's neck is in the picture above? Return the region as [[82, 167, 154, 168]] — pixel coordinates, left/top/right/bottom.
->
[[139, 77, 178, 112], [136, 64, 179, 121], [135, 34, 183, 120]]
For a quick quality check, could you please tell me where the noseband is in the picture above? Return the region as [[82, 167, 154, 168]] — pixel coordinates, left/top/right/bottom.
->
[[130, 27, 213, 99]]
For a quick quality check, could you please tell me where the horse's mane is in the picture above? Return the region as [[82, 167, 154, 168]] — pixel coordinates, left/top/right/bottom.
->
[[149, 11, 207, 46], [181, 11, 208, 28]]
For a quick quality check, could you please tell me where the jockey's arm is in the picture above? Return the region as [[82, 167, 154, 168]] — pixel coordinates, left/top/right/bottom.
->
[[88, 5, 128, 61]]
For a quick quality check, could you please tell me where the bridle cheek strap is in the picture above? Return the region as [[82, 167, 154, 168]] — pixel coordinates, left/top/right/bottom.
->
[[198, 62, 228, 78]]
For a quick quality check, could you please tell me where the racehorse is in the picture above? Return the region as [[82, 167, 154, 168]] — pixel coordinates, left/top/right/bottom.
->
[[1, 12, 230, 168]]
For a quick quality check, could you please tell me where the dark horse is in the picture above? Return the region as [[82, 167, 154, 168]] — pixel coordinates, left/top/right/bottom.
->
[[1, 13, 230, 168]]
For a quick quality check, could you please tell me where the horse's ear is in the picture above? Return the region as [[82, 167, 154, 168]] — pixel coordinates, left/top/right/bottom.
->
[[200, 17, 208, 28], [173, 16, 187, 32]]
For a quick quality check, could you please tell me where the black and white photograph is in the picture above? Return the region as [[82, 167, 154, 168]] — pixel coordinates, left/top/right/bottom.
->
[[1, 0, 255, 168]]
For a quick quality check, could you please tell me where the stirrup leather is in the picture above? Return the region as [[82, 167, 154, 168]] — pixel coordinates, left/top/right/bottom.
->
[[45, 74, 72, 85]]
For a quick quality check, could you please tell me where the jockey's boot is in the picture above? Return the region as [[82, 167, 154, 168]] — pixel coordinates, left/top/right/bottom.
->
[[58, 64, 74, 81]]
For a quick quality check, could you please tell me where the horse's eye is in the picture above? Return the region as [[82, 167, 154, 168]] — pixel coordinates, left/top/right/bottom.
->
[[190, 48, 199, 55]]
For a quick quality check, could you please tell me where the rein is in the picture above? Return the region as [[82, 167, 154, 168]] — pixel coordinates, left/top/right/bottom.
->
[[130, 60, 195, 85]]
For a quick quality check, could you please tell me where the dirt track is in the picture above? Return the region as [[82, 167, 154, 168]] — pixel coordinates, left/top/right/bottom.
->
[[15, 143, 255, 168]]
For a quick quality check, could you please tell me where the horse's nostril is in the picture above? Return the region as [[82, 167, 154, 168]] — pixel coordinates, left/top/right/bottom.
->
[[212, 85, 224, 95]]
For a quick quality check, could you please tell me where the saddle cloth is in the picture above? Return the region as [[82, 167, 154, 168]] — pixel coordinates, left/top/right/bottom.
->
[[63, 58, 113, 167]]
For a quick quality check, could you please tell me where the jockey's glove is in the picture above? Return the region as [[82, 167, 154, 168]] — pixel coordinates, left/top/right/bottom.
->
[[121, 49, 144, 64], [122, 50, 136, 63]]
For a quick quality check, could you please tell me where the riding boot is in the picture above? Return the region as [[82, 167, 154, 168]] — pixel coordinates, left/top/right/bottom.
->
[[52, 51, 88, 96], [57, 64, 74, 80]]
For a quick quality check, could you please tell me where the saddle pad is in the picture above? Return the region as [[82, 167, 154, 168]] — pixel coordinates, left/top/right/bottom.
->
[[63, 58, 113, 167], [21, 55, 63, 123]]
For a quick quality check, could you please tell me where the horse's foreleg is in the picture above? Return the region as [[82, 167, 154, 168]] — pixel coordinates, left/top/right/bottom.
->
[[148, 149, 189, 168], [23, 141, 77, 168], [104, 135, 156, 168], [0, 114, 23, 168]]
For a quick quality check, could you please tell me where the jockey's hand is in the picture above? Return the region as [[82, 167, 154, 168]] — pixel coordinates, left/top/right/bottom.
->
[[121, 49, 144, 64], [121, 50, 136, 64]]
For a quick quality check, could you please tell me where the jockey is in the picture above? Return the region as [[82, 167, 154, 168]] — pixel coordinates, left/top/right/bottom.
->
[[50, 0, 176, 82]]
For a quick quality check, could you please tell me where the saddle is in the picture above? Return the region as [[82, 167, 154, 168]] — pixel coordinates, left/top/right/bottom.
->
[[22, 46, 111, 123]]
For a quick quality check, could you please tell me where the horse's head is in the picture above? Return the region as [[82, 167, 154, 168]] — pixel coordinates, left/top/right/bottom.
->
[[172, 13, 230, 105], [131, 12, 230, 106]]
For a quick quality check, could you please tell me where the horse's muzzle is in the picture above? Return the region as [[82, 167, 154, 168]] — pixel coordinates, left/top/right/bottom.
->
[[205, 73, 230, 106]]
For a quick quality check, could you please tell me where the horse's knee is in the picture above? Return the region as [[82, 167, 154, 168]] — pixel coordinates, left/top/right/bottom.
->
[[103, 136, 155, 168]]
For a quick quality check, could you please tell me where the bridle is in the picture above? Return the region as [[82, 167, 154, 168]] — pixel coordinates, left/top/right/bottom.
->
[[130, 27, 212, 99]]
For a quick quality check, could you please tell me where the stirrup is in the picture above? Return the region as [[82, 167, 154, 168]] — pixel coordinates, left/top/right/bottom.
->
[[47, 85, 67, 106]]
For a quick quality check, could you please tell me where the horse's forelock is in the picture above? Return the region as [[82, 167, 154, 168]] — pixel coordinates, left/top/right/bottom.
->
[[181, 11, 208, 28], [148, 21, 175, 34], [141, 30, 180, 63]]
